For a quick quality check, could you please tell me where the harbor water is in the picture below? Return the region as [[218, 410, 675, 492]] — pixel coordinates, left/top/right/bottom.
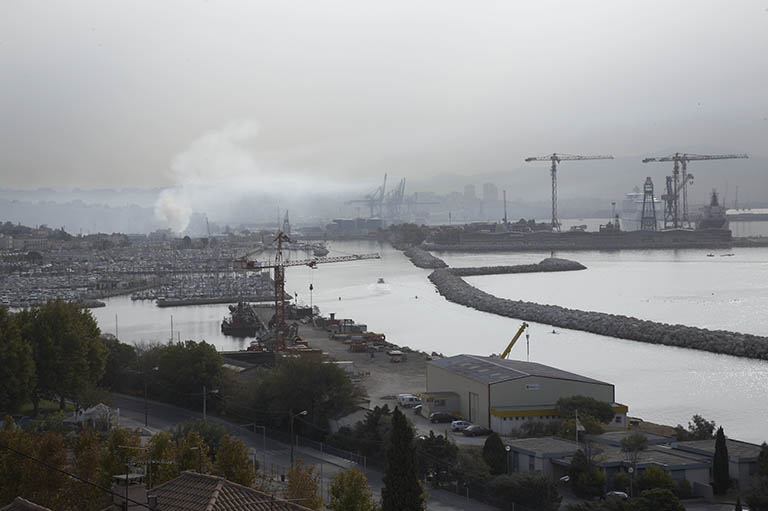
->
[[92, 237, 768, 444]]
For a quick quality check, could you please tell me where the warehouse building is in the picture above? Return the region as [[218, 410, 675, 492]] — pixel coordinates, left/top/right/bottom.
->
[[426, 354, 627, 434]]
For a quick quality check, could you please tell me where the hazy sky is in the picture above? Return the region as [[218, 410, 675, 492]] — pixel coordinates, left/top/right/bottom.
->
[[2, 0, 767, 191]]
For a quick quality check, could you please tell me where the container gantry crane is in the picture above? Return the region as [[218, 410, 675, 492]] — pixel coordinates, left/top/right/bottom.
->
[[524, 153, 614, 231], [642, 153, 748, 229], [235, 232, 380, 351]]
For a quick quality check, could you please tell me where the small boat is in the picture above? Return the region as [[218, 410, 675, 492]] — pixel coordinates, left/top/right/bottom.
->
[[313, 245, 329, 257], [706, 253, 715, 257], [377, 278, 385, 284]]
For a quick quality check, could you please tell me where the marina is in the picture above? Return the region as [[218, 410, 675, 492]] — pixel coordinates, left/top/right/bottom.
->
[[91, 239, 768, 444]]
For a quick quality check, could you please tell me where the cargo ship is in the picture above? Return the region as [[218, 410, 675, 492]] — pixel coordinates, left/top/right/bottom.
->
[[221, 302, 263, 337]]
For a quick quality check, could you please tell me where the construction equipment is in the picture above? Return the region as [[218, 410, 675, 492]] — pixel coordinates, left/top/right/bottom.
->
[[498, 322, 529, 359], [640, 177, 657, 231], [642, 153, 748, 229], [235, 233, 380, 351], [524, 153, 614, 231]]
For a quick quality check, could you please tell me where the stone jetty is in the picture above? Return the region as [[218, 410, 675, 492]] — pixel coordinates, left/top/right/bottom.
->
[[406, 248, 768, 361], [403, 246, 448, 269]]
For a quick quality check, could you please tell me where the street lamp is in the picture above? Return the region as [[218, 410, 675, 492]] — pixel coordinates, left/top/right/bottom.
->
[[202, 386, 219, 422], [505, 444, 512, 474], [289, 410, 308, 466]]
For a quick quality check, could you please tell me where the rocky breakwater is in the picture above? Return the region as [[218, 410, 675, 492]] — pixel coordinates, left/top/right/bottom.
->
[[429, 258, 768, 361], [451, 257, 586, 276], [403, 246, 448, 269]]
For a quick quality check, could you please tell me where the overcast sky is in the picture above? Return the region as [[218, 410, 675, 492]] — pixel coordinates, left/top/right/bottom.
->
[[1, 0, 767, 191]]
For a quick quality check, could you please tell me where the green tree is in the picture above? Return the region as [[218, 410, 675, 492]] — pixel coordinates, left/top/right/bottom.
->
[[382, 407, 425, 511], [0, 309, 35, 413], [22, 432, 68, 509], [569, 449, 605, 498], [611, 471, 631, 492], [329, 468, 379, 511], [250, 358, 364, 439], [20, 301, 107, 413], [559, 415, 605, 440], [454, 446, 492, 491], [620, 433, 648, 467], [62, 429, 109, 511], [177, 430, 212, 474], [488, 473, 561, 511], [99, 336, 137, 390], [556, 396, 616, 423], [151, 340, 223, 407], [328, 406, 392, 459], [631, 488, 685, 511], [637, 465, 673, 492], [101, 428, 142, 480], [0, 419, 35, 505], [286, 459, 323, 510], [174, 419, 226, 453], [146, 431, 179, 487], [482, 433, 506, 475], [758, 442, 768, 478], [414, 430, 458, 483], [713, 426, 730, 495], [674, 414, 716, 441], [214, 434, 255, 486]]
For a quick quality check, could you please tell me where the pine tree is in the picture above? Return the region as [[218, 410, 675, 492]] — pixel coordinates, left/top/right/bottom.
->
[[713, 426, 730, 495], [482, 433, 506, 475], [381, 407, 425, 511]]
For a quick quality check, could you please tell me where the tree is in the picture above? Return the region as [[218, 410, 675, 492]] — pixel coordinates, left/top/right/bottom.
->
[[569, 449, 605, 498], [101, 428, 142, 479], [674, 414, 716, 441], [328, 406, 392, 459], [487, 473, 561, 511], [382, 407, 425, 511], [757, 442, 768, 479], [556, 396, 616, 423], [329, 468, 379, 511], [151, 340, 223, 408], [62, 429, 109, 511], [620, 433, 648, 467], [99, 336, 137, 391], [214, 434, 255, 486], [414, 430, 458, 482], [611, 471, 631, 493], [713, 426, 730, 495], [454, 446, 492, 491], [482, 433, 506, 475], [632, 488, 685, 511], [174, 419, 226, 453], [146, 431, 179, 487], [637, 465, 673, 492], [0, 308, 35, 413], [177, 430, 212, 474], [19, 301, 107, 413], [285, 459, 323, 510], [559, 415, 604, 440]]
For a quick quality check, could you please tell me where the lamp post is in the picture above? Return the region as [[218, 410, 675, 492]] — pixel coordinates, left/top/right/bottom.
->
[[505, 444, 511, 474], [289, 410, 308, 467], [203, 386, 219, 422]]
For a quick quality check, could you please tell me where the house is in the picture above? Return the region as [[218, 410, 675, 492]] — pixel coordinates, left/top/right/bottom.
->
[[1, 498, 52, 511], [673, 438, 764, 490], [426, 354, 627, 433]]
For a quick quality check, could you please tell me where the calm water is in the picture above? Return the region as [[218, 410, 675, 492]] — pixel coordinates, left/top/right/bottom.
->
[[93, 237, 768, 444]]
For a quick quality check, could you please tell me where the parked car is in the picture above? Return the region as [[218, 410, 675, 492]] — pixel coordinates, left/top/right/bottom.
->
[[450, 420, 472, 432], [397, 393, 421, 408], [429, 412, 457, 423], [462, 425, 492, 437], [602, 491, 629, 501], [413, 404, 423, 416]]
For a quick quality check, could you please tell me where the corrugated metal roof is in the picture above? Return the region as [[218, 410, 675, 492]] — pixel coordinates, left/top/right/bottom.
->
[[429, 355, 611, 386]]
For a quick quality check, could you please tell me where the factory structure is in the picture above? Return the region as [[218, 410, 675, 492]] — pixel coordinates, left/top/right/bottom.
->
[[423, 354, 627, 436]]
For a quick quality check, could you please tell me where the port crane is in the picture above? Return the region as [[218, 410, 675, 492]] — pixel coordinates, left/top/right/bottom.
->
[[642, 153, 748, 229], [524, 153, 614, 231], [347, 174, 388, 218], [235, 232, 380, 351]]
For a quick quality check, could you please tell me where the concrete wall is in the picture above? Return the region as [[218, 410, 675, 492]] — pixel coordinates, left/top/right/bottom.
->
[[490, 376, 614, 408], [426, 364, 490, 426]]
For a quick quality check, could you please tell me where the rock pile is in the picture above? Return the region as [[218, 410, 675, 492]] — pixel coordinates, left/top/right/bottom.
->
[[428, 261, 768, 361], [403, 246, 448, 269]]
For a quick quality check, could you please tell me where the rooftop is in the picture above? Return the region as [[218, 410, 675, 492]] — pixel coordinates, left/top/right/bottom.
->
[[0, 498, 52, 511], [505, 436, 581, 458], [429, 355, 611, 386], [148, 471, 310, 511], [674, 438, 764, 461], [587, 430, 674, 447]]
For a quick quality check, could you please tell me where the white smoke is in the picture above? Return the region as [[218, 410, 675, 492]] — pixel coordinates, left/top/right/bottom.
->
[[154, 120, 363, 232]]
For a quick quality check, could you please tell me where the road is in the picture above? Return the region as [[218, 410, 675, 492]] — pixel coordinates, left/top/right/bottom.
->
[[112, 393, 496, 510]]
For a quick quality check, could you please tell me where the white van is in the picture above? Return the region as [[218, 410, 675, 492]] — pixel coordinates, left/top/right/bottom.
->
[[397, 394, 421, 408]]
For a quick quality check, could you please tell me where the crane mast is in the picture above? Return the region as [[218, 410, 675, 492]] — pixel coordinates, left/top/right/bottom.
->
[[642, 153, 748, 229], [235, 233, 380, 352], [524, 153, 613, 231]]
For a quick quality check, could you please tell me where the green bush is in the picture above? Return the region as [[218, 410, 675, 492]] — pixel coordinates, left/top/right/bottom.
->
[[611, 471, 631, 492], [638, 465, 673, 492], [487, 473, 561, 511], [673, 478, 692, 499]]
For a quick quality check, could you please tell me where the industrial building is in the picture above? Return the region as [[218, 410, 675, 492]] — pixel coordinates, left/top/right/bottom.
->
[[426, 355, 627, 435]]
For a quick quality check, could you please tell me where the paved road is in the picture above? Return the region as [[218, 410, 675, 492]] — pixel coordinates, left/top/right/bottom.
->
[[112, 394, 496, 510]]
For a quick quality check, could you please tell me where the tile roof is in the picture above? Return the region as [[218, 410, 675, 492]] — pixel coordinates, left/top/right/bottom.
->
[[0, 497, 53, 511], [150, 471, 311, 511], [429, 355, 611, 386]]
